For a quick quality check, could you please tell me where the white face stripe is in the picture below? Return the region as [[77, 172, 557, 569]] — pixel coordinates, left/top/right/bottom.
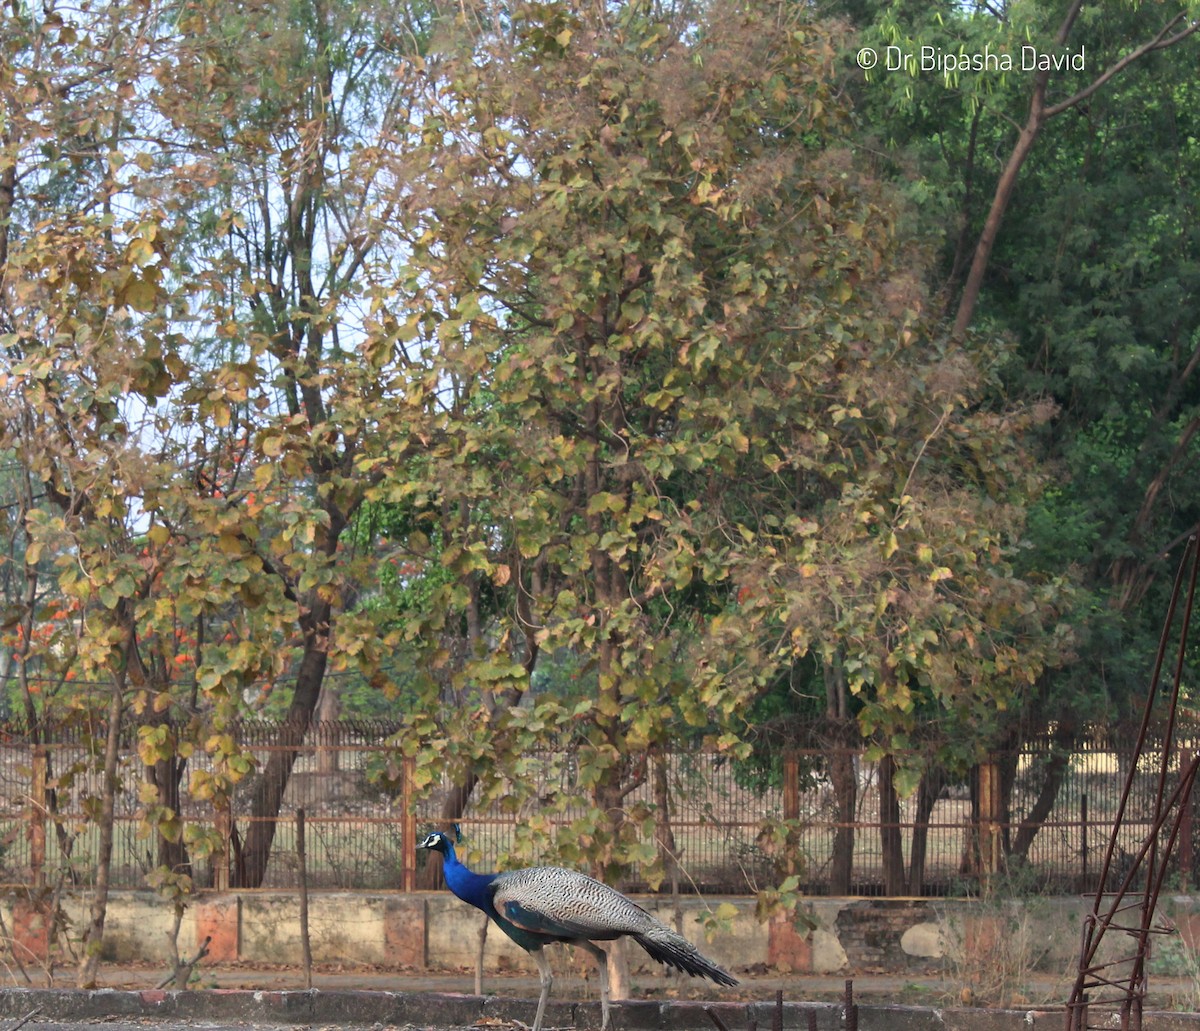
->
[[419, 832, 447, 849]]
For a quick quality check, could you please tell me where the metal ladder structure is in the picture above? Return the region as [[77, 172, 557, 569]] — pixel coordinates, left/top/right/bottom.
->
[[1064, 536, 1200, 1031]]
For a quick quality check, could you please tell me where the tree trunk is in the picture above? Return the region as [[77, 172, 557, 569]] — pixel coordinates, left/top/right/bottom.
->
[[316, 688, 340, 776], [143, 707, 189, 875], [654, 753, 685, 942], [150, 754, 189, 874], [235, 600, 332, 888], [824, 660, 856, 894], [828, 746, 856, 895], [1009, 723, 1078, 862], [653, 754, 679, 886], [77, 671, 127, 988], [951, 115, 1045, 340], [594, 761, 634, 1002], [879, 754, 906, 895], [607, 937, 630, 1005], [415, 771, 480, 889], [908, 765, 946, 896]]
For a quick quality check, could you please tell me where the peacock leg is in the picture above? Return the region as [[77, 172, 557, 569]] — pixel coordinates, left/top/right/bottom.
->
[[532, 947, 553, 1031], [576, 940, 610, 1031]]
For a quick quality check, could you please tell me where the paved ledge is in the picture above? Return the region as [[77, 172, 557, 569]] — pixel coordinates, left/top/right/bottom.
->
[[0, 988, 1198, 1031]]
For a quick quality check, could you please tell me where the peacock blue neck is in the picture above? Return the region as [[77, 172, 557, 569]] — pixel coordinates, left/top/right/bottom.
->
[[439, 840, 498, 911], [437, 841, 563, 952]]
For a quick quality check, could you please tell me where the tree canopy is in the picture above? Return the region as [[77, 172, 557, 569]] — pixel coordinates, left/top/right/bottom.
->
[[0, 0, 1196, 976]]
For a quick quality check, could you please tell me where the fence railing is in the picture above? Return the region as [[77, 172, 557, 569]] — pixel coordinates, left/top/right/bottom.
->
[[0, 719, 1196, 896]]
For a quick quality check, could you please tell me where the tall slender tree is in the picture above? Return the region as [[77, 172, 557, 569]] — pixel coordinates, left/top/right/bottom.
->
[[386, 0, 1073, 908]]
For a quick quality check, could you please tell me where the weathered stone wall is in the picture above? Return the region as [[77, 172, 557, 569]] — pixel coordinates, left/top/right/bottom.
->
[[8, 891, 1200, 981]]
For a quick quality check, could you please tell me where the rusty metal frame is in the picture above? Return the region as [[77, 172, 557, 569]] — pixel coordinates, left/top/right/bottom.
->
[[1065, 535, 1200, 1031]]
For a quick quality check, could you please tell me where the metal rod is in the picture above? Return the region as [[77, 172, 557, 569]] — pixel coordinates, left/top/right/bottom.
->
[[1065, 537, 1200, 1030], [704, 1008, 731, 1031], [297, 807, 312, 989]]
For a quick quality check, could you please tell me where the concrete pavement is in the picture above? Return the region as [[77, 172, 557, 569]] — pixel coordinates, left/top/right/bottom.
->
[[0, 964, 1198, 1031]]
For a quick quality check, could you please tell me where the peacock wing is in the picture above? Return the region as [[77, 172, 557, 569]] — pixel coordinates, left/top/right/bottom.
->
[[491, 866, 657, 941]]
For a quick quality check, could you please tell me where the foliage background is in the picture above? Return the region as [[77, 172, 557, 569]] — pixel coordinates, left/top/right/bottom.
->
[[0, 0, 1197, 983]]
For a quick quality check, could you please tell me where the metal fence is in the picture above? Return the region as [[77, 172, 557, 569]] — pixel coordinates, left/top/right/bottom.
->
[[0, 719, 1195, 896]]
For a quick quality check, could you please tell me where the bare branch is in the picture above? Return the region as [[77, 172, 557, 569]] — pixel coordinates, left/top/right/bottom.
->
[[1045, 14, 1197, 117]]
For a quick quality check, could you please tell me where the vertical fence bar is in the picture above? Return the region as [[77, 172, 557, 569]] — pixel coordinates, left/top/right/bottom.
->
[[297, 808, 312, 989], [1081, 793, 1089, 893]]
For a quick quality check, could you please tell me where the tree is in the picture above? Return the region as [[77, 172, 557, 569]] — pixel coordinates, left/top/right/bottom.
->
[[0, 0, 196, 984], [0, 0, 437, 970], [982, 14, 1200, 853], [845, 0, 1200, 871], [383, 0, 1072, 912], [945, 1, 1200, 340], [139, 0, 436, 887], [851, 1, 1199, 336]]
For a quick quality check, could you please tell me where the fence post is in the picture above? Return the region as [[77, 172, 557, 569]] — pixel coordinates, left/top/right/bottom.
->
[[783, 752, 799, 822], [978, 758, 1002, 878], [297, 808, 312, 988], [30, 744, 46, 891], [402, 756, 416, 893]]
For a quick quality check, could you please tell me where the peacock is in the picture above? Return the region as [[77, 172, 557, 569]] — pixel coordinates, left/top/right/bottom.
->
[[418, 830, 738, 1031]]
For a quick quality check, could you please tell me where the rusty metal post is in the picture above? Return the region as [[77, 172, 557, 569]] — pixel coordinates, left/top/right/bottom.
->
[[401, 756, 417, 892], [1064, 536, 1200, 1030], [783, 752, 799, 823], [978, 759, 1002, 877], [29, 744, 46, 891], [1181, 750, 1194, 892], [297, 808, 312, 989]]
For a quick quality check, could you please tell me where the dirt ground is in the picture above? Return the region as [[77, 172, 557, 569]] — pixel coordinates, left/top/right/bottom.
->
[[14, 959, 1187, 1013]]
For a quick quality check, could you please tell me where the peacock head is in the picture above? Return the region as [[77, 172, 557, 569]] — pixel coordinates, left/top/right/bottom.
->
[[417, 830, 453, 856]]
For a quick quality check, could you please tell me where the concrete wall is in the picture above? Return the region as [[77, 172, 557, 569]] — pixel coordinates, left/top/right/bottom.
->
[[9, 891, 1200, 980]]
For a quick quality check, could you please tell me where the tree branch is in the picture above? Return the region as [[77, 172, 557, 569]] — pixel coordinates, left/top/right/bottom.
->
[[1045, 14, 1196, 117], [952, 3, 1199, 340]]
